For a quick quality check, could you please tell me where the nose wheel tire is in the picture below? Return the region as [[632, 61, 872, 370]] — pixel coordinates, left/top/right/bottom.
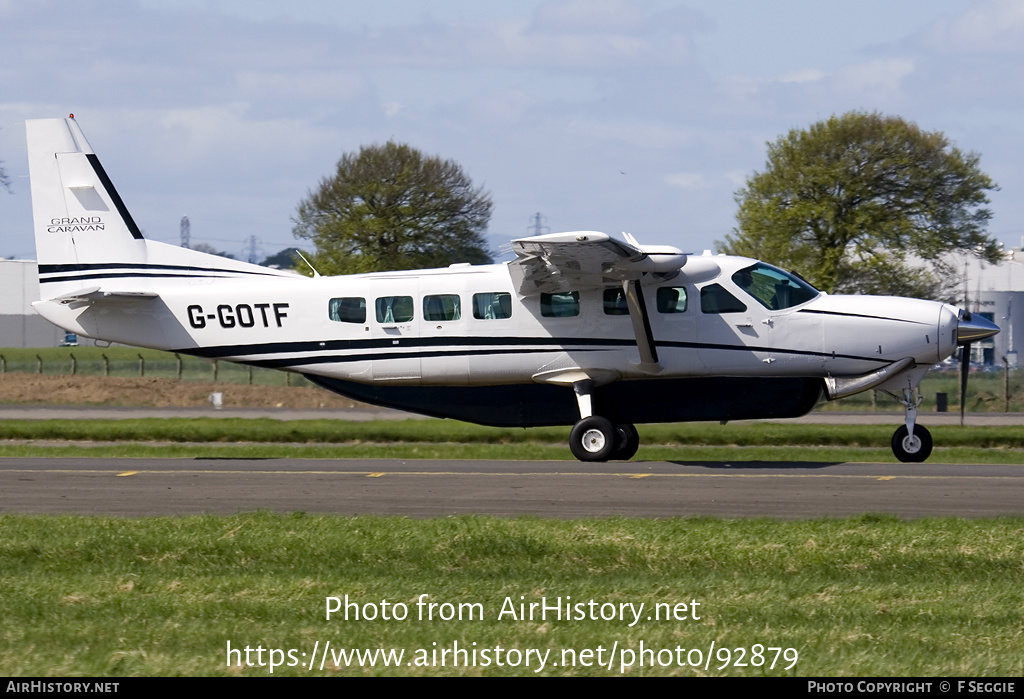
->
[[891, 424, 933, 463], [569, 416, 616, 462]]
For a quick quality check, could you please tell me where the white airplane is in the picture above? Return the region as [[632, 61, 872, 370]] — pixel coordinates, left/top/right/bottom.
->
[[26, 116, 999, 462]]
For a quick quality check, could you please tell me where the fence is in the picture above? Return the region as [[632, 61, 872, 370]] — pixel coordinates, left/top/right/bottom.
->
[[0, 347, 310, 387]]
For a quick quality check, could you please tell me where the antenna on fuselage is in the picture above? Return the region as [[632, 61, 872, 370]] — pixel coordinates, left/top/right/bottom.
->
[[295, 250, 321, 278]]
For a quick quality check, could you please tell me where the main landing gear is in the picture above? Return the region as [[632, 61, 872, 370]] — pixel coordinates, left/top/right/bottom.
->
[[889, 387, 932, 463], [568, 381, 640, 462], [569, 416, 640, 462]]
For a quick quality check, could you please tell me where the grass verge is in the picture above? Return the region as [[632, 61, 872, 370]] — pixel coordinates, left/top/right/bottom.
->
[[1, 513, 1022, 676], [1, 419, 1023, 462]]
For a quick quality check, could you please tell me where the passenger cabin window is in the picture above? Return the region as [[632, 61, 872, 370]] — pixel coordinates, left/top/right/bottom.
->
[[328, 297, 366, 324], [540, 291, 580, 317], [423, 294, 461, 322], [656, 287, 687, 314], [375, 296, 414, 323], [700, 284, 747, 314], [473, 292, 512, 320], [732, 263, 819, 310], [603, 288, 629, 315]]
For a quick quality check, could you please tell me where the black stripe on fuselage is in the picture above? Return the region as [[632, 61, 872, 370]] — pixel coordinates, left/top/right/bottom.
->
[[40, 272, 240, 284], [244, 346, 596, 369], [172, 335, 888, 368], [177, 336, 637, 358], [38, 262, 286, 284], [798, 308, 932, 325]]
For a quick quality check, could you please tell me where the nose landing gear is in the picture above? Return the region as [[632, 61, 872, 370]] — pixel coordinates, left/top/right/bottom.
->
[[891, 387, 933, 463], [891, 424, 933, 462]]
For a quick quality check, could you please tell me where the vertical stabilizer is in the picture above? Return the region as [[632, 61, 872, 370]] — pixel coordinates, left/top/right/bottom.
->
[[26, 117, 294, 299], [27, 117, 146, 269]]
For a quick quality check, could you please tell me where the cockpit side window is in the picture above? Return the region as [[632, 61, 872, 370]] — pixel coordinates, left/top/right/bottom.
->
[[700, 284, 747, 314], [656, 286, 687, 313], [732, 263, 819, 310]]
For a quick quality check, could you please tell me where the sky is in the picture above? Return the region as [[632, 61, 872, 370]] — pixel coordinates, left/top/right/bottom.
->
[[1, 0, 1023, 264]]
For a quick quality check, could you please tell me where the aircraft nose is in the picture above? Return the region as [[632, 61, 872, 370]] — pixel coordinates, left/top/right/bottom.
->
[[956, 310, 1000, 345]]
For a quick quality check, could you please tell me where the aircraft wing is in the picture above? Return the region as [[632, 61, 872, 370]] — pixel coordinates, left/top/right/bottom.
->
[[510, 232, 689, 373], [509, 231, 686, 296]]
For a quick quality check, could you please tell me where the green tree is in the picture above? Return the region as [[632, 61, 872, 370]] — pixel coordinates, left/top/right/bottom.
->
[[260, 247, 304, 270], [720, 112, 1002, 299], [192, 242, 235, 259], [293, 141, 492, 274]]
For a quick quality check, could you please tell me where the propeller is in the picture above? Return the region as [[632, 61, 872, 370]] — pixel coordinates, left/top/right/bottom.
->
[[959, 341, 970, 427], [956, 310, 1000, 426]]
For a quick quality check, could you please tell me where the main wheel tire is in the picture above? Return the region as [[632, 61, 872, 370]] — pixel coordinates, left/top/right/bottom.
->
[[612, 423, 640, 461], [891, 424, 933, 463], [570, 416, 616, 462]]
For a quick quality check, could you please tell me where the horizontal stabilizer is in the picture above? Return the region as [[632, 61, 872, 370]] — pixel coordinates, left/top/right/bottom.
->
[[49, 287, 160, 308]]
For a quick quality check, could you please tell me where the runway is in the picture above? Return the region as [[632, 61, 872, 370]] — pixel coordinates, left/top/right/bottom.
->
[[1, 457, 1022, 518]]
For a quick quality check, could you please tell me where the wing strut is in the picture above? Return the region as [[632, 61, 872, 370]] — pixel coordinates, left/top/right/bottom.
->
[[622, 279, 660, 371]]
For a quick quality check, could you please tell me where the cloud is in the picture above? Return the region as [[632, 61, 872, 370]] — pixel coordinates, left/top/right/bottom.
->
[[532, 0, 647, 33], [567, 119, 697, 150], [724, 170, 749, 188], [469, 89, 535, 123], [776, 69, 826, 85], [833, 58, 915, 97], [235, 70, 368, 103], [922, 0, 1024, 53], [664, 172, 705, 190]]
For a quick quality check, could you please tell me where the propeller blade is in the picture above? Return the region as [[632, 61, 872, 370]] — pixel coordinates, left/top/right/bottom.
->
[[960, 341, 971, 427]]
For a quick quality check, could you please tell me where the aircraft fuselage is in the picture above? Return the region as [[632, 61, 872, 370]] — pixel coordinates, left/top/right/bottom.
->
[[34, 252, 959, 427]]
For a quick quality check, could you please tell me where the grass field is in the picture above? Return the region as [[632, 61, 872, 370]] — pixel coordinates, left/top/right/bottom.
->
[[1, 513, 1022, 676], [1, 419, 1023, 463], [2, 377, 1022, 677]]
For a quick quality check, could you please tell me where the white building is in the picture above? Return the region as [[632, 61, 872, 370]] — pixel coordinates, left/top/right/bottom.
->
[[0, 260, 66, 347], [962, 248, 1024, 367]]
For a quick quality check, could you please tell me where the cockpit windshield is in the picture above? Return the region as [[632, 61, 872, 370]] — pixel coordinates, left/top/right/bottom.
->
[[731, 263, 819, 310]]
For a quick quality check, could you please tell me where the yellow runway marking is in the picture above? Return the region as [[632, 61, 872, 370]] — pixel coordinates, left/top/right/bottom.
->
[[116, 471, 138, 477]]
